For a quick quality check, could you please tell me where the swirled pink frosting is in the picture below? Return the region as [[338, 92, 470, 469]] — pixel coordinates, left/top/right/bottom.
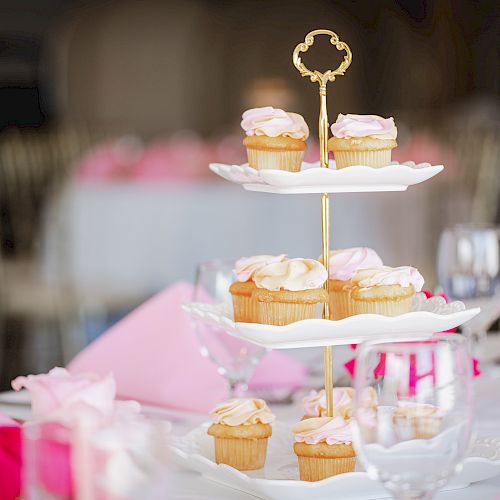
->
[[326, 248, 383, 281], [234, 254, 287, 282], [254, 258, 327, 292], [241, 107, 309, 140], [303, 388, 354, 418], [352, 266, 424, 292], [293, 416, 352, 445], [331, 114, 397, 140], [210, 398, 275, 426]]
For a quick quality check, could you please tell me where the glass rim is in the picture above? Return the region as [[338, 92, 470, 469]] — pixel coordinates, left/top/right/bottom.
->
[[358, 332, 468, 354], [446, 223, 500, 233]]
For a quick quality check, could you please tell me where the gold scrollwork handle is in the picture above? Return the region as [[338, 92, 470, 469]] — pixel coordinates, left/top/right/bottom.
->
[[293, 29, 352, 88]]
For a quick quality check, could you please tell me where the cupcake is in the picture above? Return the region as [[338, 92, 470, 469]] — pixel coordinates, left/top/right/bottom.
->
[[328, 114, 397, 169], [302, 388, 354, 419], [253, 258, 328, 326], [241, 107, 309, 172], [229, 255, 287, 323], [323, 248, 383, 319], [302, 387, 377, 420], [349, 266, 424, 316], [207, 398, 275, 470], [393, 403, 443, 439], [293, 416, 356, 481]]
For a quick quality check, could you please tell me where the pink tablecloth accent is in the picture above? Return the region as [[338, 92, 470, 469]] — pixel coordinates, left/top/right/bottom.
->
[[0, 412, 21, 500], [68, 282, 306, 413]]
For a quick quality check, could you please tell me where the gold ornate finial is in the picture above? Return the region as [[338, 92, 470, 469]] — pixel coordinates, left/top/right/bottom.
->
[[292, 29, 352, 88]]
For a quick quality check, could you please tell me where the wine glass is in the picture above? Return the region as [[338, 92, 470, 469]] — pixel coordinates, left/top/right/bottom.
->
[[437, 223, 499, 300], [352, 334, 474, 500], [193, 260, 267, 397], [437, 223, 500, 367]]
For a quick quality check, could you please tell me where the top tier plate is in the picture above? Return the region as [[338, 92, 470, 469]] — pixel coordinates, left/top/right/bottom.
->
[[209, 160, 444, 194]]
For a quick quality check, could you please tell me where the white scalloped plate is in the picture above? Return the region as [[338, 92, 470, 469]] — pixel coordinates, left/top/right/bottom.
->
[[209, 160, 444, 194], [181, 293, 480, 349], [170, 423, 500, 500]]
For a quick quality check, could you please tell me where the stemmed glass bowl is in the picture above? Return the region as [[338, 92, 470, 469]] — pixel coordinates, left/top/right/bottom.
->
[[193, 260, 267, 397]]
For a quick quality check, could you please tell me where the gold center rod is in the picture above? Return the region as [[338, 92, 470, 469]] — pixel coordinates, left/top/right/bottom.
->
[[319, 84, 333, 417], [292, 28, 352, 419]]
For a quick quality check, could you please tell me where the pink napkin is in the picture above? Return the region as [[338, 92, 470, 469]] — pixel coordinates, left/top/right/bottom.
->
[[0, 412, 21, 500], [68, 282, 306, 413]]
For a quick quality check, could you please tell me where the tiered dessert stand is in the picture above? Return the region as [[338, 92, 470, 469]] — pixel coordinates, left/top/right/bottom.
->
[[173, 29, 494, 499]]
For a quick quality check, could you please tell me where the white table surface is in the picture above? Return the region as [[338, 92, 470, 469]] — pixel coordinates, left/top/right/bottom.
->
[[2, 372, 500, 499]]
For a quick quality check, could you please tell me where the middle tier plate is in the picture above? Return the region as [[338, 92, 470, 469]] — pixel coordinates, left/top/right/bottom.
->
[[182, 293, 480, 349], [209, 160, 444, 194]]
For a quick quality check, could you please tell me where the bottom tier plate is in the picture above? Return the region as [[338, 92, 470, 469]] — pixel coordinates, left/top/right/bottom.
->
[[170, 423, 500, 500]]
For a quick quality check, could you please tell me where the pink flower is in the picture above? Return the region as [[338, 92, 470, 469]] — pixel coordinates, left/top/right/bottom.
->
[[11, 367, 116, 423]]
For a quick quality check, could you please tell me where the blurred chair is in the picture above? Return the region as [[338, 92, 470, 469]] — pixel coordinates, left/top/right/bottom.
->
[[442, 97, 500, 225], [468, 131, 500, 223], [440, 129, 498, 223], [0, 126, 98, 385]]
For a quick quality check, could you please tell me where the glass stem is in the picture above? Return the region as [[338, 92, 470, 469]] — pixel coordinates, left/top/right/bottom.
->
[[227, 379, 248, 398]]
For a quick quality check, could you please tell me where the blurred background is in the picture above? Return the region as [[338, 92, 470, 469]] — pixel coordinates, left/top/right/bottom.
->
[[0, 0, 499, 388]]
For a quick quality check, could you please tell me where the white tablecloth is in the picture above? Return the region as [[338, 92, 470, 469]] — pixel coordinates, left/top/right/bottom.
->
[[1, 372, 500, 499]]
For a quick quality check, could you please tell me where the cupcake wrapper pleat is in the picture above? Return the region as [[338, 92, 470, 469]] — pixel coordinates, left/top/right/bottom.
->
[[246, 148, 304, 172], [258, 302, 317, 326], [350, 297, 413, 316], [297, 456, 356, 481], [394, 416, 442, 439], [213, 437, 269, 470], [231, 294, 259, 323], [329, 289, 351, 320], [334, 149, 392, 169]]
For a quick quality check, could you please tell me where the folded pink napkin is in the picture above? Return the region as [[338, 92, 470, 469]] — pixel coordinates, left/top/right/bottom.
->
[[0, 412, 21, 500], [68, 282, 306, 413]]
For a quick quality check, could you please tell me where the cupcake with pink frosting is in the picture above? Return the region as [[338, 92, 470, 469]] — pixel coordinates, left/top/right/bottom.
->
[[207, 398, 275, 470], [252, 258, 328, 326], [230, 255, 287, 323], [303, 387, 356, 419], [241, 107, 309, 172], [292, 416, 356, 481], [328, 114, 397, 169], [323, 248, 383, 319], [393, 402, 443, 439], [349, 265, 424, 316]]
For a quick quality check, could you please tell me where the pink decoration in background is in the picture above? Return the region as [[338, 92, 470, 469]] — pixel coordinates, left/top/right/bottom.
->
[[0, 413, 21, 500], [392, 132, 456, 173], [76, 137, 143, 181], [75, 129, 455, 183], [68, 282, 306, 413], [76, 136, 216, 183], [344, 290, 480, 383]]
